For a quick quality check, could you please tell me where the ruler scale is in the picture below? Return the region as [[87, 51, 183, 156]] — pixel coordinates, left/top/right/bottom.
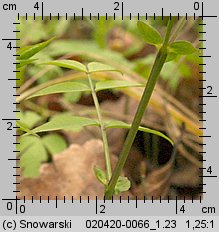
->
[[0, 0, 218, 231]]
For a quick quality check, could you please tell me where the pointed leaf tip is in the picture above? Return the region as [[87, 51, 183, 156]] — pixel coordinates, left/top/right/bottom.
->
[[17, 37, 56, 60], [41, 60, 86, 72]]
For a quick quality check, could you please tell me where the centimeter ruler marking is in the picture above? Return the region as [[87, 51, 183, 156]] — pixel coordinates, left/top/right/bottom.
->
[[2, 195, 204, 215], [0, 1, 218, 215]]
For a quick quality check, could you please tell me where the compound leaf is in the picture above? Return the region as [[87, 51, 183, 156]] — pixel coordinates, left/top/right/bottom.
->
[[137, 21, 162, 45]]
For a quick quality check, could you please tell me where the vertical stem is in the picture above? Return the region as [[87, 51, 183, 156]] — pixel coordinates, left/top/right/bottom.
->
[[169, 16, 186, 43], [86, 68, 112, 181], [105, 17, 175, 200]]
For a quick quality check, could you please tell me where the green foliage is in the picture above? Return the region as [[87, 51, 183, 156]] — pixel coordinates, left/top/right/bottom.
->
[[17, 134, 67, 177], [17, 59, 37, 69], [94, 166, 108, 186], [87, 62, 121, 73], [43, 60, 86, 72], [95, 80, 143, 92], [18, 136, 47, 177], [17, 18, 199, 197], [17, 37, 55, 60], [41, 134, 67, 155], [17, 110, 42, 129], [169, 41, 197, 55], [137, 21, 162, 45], [91, 17, 114, 48], [105, 120, 174, 145], [16, 121, 39, 137], [94, 166, 131, 195], [32, 114, 98, 133], [114, 176, 131, 195], [43, 60, 120, 74], [47, 40, 133, 68], [26, 80, 143, 99], [27, 82, 91, 99]]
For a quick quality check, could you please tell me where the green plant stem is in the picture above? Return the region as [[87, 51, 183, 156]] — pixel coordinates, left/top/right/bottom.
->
[[169, 16, 186, 43], [86, 67, 112, 181], [105, 18, 175, 200]]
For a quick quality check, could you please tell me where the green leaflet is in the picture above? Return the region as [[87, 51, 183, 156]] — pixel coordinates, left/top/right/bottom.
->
[[17, 136, 48, 177], [42, 60, 86, 72], [32, 114, 99, 133], [17, 110, 42, 129], [87, 62, 121, 73], [105, 120, 174, 146], [17, 37, 55, 60], [42, 60, 120, 74], [137, 21, 162, 45], [26, 82, 91, 99], [26, 80, 142, 100], [94, 166, 131, 195], [17, 134, 67, 178], [94, 166, 108, 186], [42, 134, 67, 155], [169, 41, 197, 55], [165, 52, 178, 63], [16, 121, 39, 137], [114, 176, 131, 195], [95, 80, 143, 92]]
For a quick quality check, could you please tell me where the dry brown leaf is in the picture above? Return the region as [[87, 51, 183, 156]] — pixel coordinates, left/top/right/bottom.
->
[[17, 139, 132, 200]]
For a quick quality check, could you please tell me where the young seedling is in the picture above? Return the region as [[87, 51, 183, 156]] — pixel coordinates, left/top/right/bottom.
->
[[17, 17, 196, 198]]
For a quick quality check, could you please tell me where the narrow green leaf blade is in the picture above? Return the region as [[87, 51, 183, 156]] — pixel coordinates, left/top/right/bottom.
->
[[137, 21, 162, 45], [42, 134, 67, 155], [114, 176, 131, 195], [169, 41, 197, 55], [94, 166, 107, 186], [42, 60, 86, 72], [32, 114, 99, 133], [26, 82, 91, 99], [16, 121, 39, 137], [95, 80, 143, 92], [17, 37, 55, 60], [87, 62, 122, 74], [105, 120, 174, 145], [17, 59, 37, 69]]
